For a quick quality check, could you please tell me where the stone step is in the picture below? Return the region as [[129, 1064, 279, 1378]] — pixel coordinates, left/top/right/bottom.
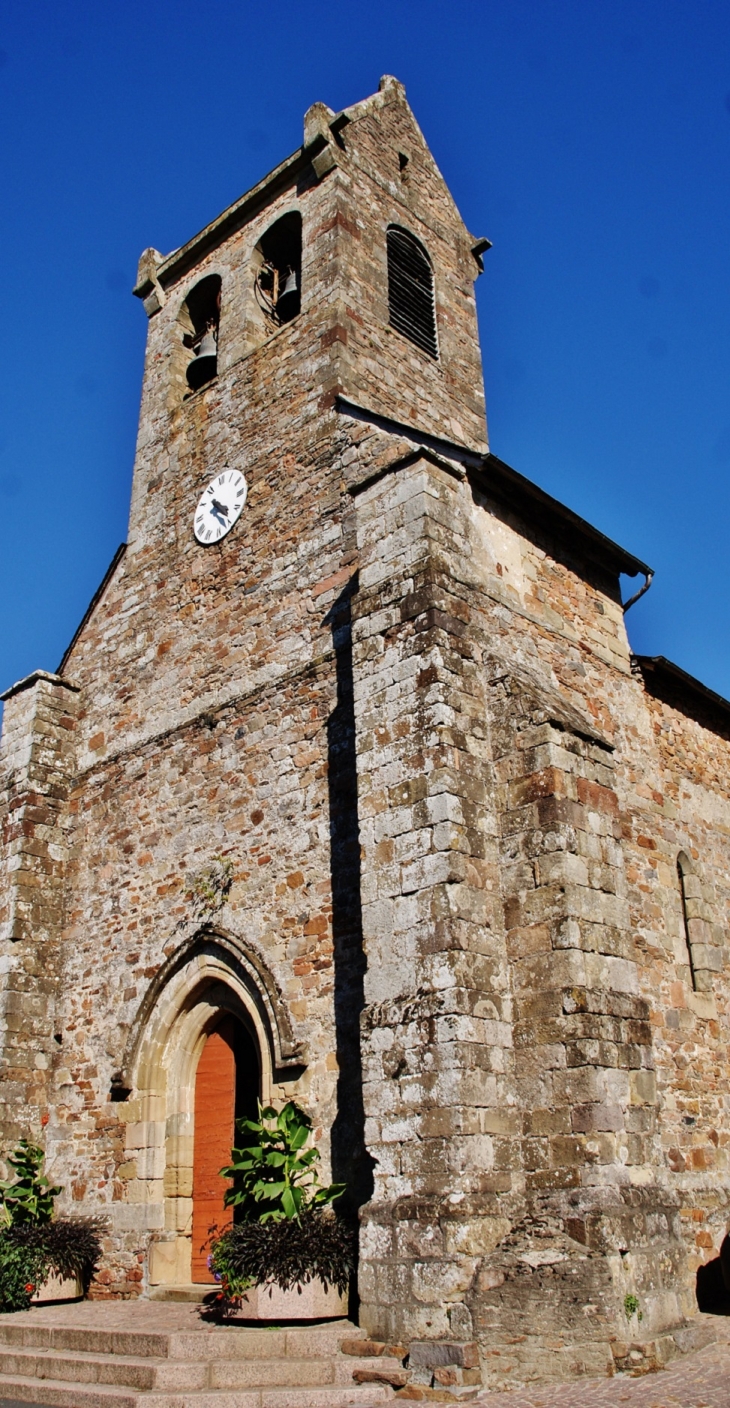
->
[[142, 1392, 391, 1408], [0, 1310, 391, 1407], [0, 1348, 205, 1391], [0, 1375, 140, 1408], [167, 1327, 367, 1362], [151, 1391, 391, 1402], [0, 1345, 399, 1392], [0, 1325, 173, 1360], [147, 1287, 211, 1303], [0, 1322, 365, 1362], [211, 1356, 404, 1390], [0, 1370, 392, 1407]]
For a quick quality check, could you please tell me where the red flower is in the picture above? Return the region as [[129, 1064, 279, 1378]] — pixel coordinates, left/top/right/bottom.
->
[[41, 1114, 49, 1127], [24, 1284, 35, 1293]]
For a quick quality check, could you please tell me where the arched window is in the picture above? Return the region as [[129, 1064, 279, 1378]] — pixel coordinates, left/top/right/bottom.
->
[[387, 225, 438, 359], [180, 274, 222, 393], [677, 851, 698, 992], [253, 211, 302, 331]]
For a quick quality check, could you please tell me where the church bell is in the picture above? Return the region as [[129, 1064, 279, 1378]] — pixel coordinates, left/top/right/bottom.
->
[[276, 267, 299, 319], [186, 328, 218, 391]]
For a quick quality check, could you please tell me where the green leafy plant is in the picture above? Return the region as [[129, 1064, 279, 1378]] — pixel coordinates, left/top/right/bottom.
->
[[207, 1103, 350, 1318], [624, 1292, 643, 1321], [0, 1141, 62, 1227], [222, 1102, 345, 1224]]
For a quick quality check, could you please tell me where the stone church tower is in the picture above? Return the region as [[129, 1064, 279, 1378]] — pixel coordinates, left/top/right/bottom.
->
[[2, 77, 729, 1388]]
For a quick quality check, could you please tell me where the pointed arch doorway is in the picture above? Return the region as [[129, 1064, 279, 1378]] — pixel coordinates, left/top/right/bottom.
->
[[191, 1015, 260, 1282]]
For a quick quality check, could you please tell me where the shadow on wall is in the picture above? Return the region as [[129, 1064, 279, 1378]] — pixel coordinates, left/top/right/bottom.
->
[[696, 1235, 730, 1314], [325, 575, 375, 1223]]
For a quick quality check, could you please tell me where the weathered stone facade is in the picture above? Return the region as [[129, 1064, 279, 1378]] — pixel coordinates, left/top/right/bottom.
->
[[1, 77, 729, 1388]]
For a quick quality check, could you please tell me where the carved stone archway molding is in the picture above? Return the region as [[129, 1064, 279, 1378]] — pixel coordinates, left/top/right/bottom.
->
[[121, 923, 305, 1091]]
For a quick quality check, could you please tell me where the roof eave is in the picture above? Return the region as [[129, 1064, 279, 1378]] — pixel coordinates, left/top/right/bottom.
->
[[635, 654, 730, 725], [481, 453, 651, 582]]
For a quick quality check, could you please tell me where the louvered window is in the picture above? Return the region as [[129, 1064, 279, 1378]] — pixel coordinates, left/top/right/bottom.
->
[[387, 225, 438, 359]]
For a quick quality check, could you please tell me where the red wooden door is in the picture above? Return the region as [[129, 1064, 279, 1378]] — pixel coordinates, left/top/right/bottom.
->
[[191, 1020, 236, 1282]]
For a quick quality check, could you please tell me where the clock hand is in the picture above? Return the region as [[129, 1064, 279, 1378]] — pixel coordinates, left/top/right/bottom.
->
[[211, 498, 229, 517]]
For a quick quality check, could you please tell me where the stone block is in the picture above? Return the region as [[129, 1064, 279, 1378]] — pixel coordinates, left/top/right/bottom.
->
[[148, 1236, 190, 1285], [409, 1339, 479, 1369]]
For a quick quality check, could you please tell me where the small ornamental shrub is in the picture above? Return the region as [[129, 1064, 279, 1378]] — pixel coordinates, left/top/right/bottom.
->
[[208, 1102, 350, 1317], [209, 1209, 355, 1303], [0, 1140, 105, 1312], [0, 1239, 47, 1314]]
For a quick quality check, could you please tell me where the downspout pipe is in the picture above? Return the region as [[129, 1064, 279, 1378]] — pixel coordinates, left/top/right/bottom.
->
[[622, 569, 654, 614]]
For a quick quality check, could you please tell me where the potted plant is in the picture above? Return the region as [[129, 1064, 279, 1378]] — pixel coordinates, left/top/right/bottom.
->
[[207, 1102, 355, 1319], [0, 1140, 104, 1311]]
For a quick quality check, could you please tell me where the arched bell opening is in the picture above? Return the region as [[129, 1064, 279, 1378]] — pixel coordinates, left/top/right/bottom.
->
[[250, 211, 302, 346], [175, 273, 222, 397]]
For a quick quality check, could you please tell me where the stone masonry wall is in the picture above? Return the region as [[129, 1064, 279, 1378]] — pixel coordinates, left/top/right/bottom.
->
[[622, 676, 730, 1310], [0, 673, 79, 1145], [351, 454, 517, 1349], [465, 470, 730, 1381]]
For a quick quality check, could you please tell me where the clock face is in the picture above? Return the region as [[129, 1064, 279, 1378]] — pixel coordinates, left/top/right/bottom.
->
[[193, 469, 248, 544]]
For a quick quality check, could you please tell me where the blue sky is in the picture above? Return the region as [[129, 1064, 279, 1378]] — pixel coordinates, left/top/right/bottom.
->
[[1, 0, 729, 699]]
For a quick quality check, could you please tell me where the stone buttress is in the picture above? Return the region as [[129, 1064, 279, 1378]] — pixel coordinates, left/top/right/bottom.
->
[[349, 448, 697, 1385], [0, 672, 79, 1139]]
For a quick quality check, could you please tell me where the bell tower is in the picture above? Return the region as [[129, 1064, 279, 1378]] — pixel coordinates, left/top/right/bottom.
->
[[131, 75, 488, 452], [58, 75, 490, 761]]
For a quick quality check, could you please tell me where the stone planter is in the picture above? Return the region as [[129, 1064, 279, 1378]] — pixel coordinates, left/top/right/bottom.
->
[[32, 1271, 82, 1303], [232, 1278, 348, 1320]]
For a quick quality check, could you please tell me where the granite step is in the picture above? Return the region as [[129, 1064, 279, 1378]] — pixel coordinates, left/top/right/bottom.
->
[[0, 1323, 366, 1361], [0, 1327, 173, 1359], [0, 1378, 140, 1408], [0, 1373, 391, 1407], [0, 1345, 401, 1392], [0, 1308, 393, 1406], [0, 1348, 205, 1391]]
